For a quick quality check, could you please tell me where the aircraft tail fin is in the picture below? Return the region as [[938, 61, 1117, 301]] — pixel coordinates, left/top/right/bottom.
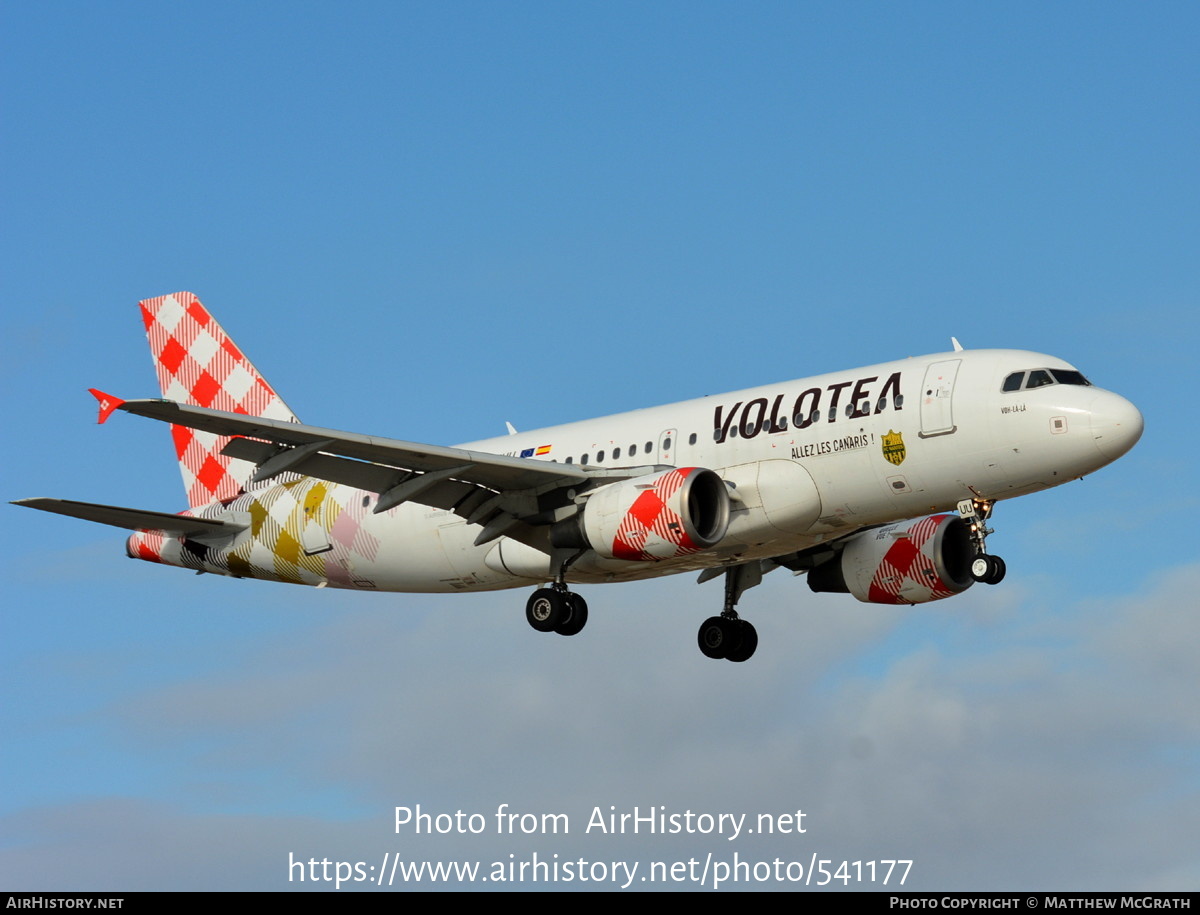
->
[[138, 292, 300, 509]]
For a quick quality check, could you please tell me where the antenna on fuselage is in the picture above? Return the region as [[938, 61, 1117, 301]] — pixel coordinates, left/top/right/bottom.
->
[[505, 421, 518, 435], [951, 337, 964, 352]]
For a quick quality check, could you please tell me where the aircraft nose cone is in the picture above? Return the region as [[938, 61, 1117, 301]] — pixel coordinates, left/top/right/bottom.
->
[[1090, 391, 1144, 461]]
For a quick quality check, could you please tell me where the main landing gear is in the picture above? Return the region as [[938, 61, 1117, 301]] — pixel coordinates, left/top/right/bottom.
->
[[525, 552, 589, 637], [958, 497, 1006, 586], [525, 585, 588, 637], [697, 563, 760, 663]]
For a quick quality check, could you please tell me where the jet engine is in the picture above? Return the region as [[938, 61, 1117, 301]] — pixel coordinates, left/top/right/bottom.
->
[[552, 466, 731, 561], [807, 513, 975, 604]]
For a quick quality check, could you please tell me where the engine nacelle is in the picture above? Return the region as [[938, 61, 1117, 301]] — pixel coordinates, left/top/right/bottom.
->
[[807, 514, 975, 604], [554, 467, 731, 561]]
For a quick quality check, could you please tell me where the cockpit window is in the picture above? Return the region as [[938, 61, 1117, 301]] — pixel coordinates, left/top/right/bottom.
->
[[1003, 367, 1092, 392], [1051, 369, 1091, 386], [1002, 372, 1025, 392]]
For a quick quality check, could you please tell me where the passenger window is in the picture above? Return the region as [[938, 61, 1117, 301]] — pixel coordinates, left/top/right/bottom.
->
[[1026, 369, 1054, 389], [565, 456, 573, 464], [645, 441, 652, 453], [811, 410, 821, 424], [663, 437, 671, 450], [688, 433, 697, 445], [1003, 372, 1025, 392], [597, 450, 605, 462], [581, 453, 589, 464], [894, 395, 904, 409], [613, 447, 621, 459], [876, 396, 887, 413], [630, 443, 638, 455]]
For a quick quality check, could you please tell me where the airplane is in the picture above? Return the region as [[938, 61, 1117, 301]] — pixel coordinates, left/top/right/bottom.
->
[[13, 292, 1144, 662]]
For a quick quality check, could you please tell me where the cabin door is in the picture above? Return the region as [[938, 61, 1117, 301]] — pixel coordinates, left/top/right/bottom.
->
[[919, 359, 960, 438]]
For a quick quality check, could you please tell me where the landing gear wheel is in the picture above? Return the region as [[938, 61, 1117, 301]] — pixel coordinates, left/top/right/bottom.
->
[[725, 620, 758, 663], [554, 593, 589, 636], [970, 554, 1006, 585], [984, 555, 1006, 584], [698, 616, 736, 659], [526, 588, 567, 632], [970, 556, 989, 582]]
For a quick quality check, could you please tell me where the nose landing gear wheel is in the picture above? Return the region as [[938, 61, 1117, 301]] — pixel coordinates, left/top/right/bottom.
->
[[970, 554, 1006, 585], [959, 497, 1006, 585]]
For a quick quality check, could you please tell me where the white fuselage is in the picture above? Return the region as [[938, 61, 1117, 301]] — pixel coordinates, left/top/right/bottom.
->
[[134, 348, 1142, 593]]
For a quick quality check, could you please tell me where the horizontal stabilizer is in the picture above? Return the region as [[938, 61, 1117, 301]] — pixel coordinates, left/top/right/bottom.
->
[[12, 498, 247, 536]]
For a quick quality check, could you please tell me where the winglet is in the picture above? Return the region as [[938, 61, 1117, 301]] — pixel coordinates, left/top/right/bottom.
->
[[88, 389, 125, 424]]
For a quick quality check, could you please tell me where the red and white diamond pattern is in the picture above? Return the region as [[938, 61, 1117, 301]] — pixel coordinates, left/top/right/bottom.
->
[[140, 292, 298, 509], [611, 467, 701, 562], [867, 514, 957, 604]]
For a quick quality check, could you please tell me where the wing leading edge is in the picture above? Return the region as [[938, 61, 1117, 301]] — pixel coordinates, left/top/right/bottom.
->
[[114, 399, 587, 492], [105, 398, 619, 549]]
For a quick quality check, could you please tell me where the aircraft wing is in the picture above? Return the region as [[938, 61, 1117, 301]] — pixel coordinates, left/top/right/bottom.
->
[[114, 399, 587, 490], [12, 498, 246, 536], [105, 398, 611, 546]]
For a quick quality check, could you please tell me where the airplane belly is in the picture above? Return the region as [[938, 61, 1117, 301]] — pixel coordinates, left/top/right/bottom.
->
[[358, 505, 518, 593], [168, 485, 501, 593]]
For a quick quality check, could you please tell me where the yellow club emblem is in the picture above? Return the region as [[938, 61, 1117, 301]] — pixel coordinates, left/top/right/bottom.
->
[[882, 430, 906, 466]]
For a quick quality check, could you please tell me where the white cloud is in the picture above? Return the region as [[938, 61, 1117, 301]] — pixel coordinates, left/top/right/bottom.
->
[[4, 565, 1198, 890]]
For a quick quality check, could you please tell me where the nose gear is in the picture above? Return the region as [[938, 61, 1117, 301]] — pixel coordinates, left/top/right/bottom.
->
[[958, 497, 1006, 585]]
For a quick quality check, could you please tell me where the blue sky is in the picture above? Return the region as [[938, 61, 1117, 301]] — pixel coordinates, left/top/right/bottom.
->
[[2, 1, 1197, 891]]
